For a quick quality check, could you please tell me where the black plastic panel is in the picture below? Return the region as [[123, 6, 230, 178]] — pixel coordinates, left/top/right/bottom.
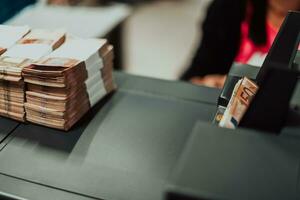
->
[[167, 121, 300, 200]]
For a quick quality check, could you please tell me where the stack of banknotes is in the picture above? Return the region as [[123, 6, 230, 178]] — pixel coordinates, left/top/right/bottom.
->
[[0, 25, 115, 130], [23, 39, 115, 130], [0, 27, 65, 121], [216, 77, 259, 129]]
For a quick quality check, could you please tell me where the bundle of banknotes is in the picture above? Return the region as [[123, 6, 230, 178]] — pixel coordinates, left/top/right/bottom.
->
[[23, 39, 115, 130], [0, 27, 66, 121], [0, 26, 29, 121], [215, 77, 259, 129], [0, 25, 116, 130]]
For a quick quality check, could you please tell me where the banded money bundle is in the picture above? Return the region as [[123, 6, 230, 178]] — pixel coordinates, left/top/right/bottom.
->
[[0, 29, 66, 121], [23, 39, 115, 130]]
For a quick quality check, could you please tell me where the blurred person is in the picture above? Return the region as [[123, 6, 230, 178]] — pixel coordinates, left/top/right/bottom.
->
[[181, 0, 300, 88]]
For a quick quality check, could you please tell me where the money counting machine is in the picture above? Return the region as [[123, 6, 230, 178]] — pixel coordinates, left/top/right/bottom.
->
[[166, 11, 300, 200], [0, 12, 300, 200], [219, 11, 300, 133]]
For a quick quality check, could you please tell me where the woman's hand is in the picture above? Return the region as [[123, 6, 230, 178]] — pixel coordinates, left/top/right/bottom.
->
[[190, 74, 227, 88]]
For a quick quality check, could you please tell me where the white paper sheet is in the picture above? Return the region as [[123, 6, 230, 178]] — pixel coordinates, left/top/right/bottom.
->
[[3, 44, 52, 60], [0, 25, 30, 49], [48, 39, 106, 61]]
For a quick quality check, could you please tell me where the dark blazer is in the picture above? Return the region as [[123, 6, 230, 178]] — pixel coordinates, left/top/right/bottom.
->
[[181, 0, 249, 80]]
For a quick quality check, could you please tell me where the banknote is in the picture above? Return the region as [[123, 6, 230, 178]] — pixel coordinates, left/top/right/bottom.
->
[[0, 28, 66, 121], [23, 39, 116, 130], [219, 77, 258, 129]]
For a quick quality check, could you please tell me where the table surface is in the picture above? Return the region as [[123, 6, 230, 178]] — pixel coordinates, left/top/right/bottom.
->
[[0, 72, 220, 200], [6, 3, 131, 38]]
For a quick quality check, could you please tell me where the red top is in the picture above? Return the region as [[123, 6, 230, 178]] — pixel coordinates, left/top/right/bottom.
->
[[235, 20, 278, 66]]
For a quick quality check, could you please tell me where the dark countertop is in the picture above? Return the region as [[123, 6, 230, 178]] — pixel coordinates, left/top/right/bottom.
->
[[0, 72, 220, 200]]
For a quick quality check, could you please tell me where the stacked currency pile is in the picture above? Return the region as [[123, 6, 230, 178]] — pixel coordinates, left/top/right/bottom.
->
[[23, 38, 115, 130], [0, 29, 66, 121], [218, 77, 258, 129]]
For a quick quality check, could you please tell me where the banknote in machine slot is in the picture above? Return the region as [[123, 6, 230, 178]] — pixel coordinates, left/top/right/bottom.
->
[[218, 77, 258, 129], [218, 63, 259, 107]]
